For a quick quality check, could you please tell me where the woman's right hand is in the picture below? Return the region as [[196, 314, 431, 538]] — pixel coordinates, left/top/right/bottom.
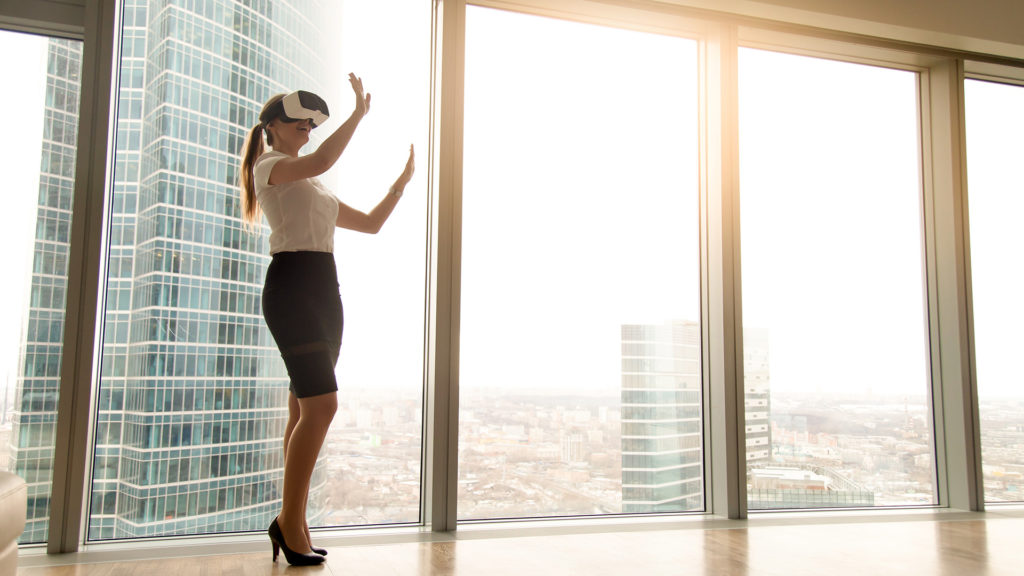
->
[[349, 73, 370, 117], [393, 144, 415, 192]]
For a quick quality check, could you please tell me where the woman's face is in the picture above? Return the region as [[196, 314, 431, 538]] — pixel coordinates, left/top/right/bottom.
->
[[267, 117, 312, 152]]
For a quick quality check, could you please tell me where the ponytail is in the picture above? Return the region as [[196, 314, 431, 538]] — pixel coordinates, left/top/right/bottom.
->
[[239, 93, 286, 230], [239, 123, 265, 228]]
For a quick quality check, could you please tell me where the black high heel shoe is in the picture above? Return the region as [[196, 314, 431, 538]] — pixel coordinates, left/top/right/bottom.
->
[[269, 518, 325, 566]]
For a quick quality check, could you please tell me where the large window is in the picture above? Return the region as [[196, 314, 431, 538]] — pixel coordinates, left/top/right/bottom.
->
[[8, 0, 1015, 552], [0, 30, 83, 544], [86, 0, 430, 540], [964, 78, 1024, 504], [739, 48, 936, 509], [459, 6, 702, 519]]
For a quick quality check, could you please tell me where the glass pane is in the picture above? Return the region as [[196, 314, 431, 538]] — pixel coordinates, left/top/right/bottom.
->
[[316, 0, 430, 528], [87, 0, 429, 540], [460, 7, 701, 520], [964, 78, 1024, 504], [0, 31, 82, 544], [739, 48, 936, 509]]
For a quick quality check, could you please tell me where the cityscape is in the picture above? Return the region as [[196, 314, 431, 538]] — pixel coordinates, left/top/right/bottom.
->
[[5, 373, 1024, 532]]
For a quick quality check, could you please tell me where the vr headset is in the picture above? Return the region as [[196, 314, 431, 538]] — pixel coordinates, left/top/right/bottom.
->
[[263, 90, 330, 128]]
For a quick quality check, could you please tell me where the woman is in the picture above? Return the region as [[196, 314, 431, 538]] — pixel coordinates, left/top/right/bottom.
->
[[238, 73, 414, 566]]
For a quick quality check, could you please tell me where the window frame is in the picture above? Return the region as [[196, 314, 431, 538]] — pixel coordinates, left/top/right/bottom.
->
[[960, 60, 1024, 505], [734, 26, 966, 512]]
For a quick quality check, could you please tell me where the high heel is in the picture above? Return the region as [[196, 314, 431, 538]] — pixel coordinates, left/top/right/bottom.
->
[[268, 518, 325, 566]]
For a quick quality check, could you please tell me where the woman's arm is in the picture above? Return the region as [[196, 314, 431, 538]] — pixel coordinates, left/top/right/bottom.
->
[[269, 74, 370, 185], [336, 145, 415, 234]]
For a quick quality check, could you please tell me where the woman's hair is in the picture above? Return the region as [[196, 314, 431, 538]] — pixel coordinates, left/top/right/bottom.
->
[[239, 93, 286, 226]]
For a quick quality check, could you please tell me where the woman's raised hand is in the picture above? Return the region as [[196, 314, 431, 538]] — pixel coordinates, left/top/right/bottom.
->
[[349, 73, 371, 117], [393, 145, 415, 193]]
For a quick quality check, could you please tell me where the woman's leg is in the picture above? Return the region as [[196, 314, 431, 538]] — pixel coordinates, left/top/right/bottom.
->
[[278, 391, 337, 553], [281, 392, 316, 546], [283, 391, 300, 456]]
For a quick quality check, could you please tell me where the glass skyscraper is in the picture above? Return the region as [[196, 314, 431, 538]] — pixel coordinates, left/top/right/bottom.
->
[[620, 320, 773, 513], [10, 38, 82, 544], [13, 0, 333, 542], [744, 328, 771, 464], [620, 320, 703, 513]]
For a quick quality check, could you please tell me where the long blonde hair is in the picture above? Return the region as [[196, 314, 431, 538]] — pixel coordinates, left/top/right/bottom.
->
[[238, 93, 285, 226]]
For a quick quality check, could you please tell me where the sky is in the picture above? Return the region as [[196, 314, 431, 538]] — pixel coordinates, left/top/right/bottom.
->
[[963, 79, 1024, 400], [0, 31, 48, 410], [738, 48, 928, 397], [460, 7, 698, 396], [1, 4, 1022, 414]]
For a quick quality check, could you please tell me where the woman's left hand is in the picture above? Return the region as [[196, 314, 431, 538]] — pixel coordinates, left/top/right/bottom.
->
[[349, 73, 371, 117]]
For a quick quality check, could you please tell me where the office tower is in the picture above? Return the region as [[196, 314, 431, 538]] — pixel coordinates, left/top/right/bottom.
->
[[9, 38, 82, 544], [13, 0, 332, 542], [742, 331, 874, 510], [620, 320, 703, 513], [744, 328, 771, 463]]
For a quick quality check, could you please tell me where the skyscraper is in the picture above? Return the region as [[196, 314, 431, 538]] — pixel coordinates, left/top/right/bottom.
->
[[620, 320, 703, 513], [12, 0, 333, 542], [10, 38, 82, 544], [744, 327, 771, 464], [620, 320, 773, 513]]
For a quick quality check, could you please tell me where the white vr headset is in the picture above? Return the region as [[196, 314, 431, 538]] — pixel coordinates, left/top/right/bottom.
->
[[263, 90, 330, 128]]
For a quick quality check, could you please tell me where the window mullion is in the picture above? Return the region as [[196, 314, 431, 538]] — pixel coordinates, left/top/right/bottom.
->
[[427, 0, 466, 532], [702, 21, 746, 520], [924, 57, 985, 512], [47, 0, 119, 554]]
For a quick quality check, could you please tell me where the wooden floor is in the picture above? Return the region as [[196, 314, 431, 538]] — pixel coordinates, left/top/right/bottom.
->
[[16, 509, 1024, 575]]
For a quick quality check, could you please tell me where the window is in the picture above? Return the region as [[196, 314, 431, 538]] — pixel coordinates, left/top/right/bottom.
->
[[87, 0, 430, 540], [0, 30, 83, 544], [7, 0, 1009, 551], [739, 48, 936, 509], [964, 78, 1024, 504], [459, 6, 702, 520]]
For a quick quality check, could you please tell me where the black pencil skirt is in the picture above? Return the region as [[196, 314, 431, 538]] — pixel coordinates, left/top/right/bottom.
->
[[261, 251, 343, 398]]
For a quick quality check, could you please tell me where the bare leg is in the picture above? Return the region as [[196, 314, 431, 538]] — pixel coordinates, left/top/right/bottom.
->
[[281, 392, 316, 548], [280, 391, 311, 545], [278, 391, 337, 554], [283, 391, 299, 457]]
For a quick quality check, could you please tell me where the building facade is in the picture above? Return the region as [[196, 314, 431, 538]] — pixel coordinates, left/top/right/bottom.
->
[[744, 327, 772, 464], [620, 320, 703, 513], [9, 38, 83, 544], [620, 320, 774, 513], [12, 0, 333, 542]]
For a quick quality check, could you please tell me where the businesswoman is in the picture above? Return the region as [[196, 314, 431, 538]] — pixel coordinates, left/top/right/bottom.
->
[[238, 73, 414, 566]]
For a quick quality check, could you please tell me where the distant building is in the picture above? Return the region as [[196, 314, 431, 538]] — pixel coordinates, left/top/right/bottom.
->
[[747, 466, 875, 509], [744, 328, 771, 463], [619, 321, 775, 513], [620, 320, 703, 513], [10, 38, 83, 543]]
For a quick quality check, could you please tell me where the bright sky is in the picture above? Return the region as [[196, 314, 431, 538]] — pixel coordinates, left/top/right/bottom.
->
[[0, 31, 48, 408], [963, 79, 1024, 400], [738, 48, 928, 397], [460, 7, 698, 396], [312, 1, 433, 394]]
